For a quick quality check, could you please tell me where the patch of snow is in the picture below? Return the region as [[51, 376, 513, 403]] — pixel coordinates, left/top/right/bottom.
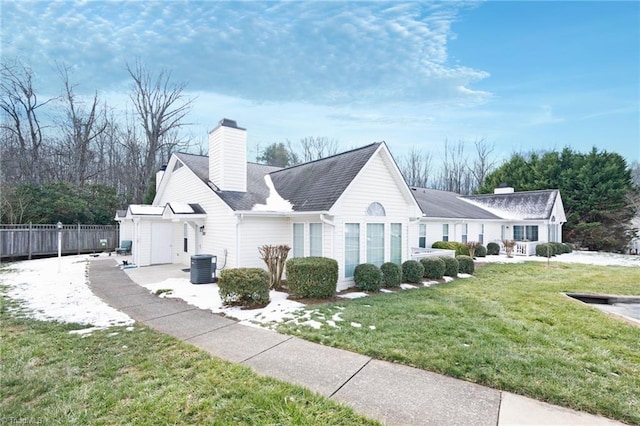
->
[[332, 312, 344, 322], [443, 276, 454, 282], [252, 175, 294, 212], [478, 251, 640, 268], [400, 284, 417, 290], [350, 322, 362, 328], [457, 273, 473, 279], [300, 319, 323, 329], [167, 202, 194, 214], [422, 280, 439, 286], [338, 292, 369, 299], [140, 277, 305, 326], [327, 320, 338, 328], [369, 325, 376, 330], [1, 256, 134, 329], [128, 205, 164, 215], [380, 288, 395, 293]]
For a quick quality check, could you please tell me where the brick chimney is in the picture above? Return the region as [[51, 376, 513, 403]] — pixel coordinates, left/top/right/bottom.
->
[[208, 118, 247, 192]]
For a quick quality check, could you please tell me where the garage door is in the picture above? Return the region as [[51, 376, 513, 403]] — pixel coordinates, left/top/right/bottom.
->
[[150, 222, 173, 264]]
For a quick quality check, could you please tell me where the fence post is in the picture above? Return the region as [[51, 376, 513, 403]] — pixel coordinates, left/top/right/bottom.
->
[[28, 222, 33, 260], [77, 223, 81, 255]]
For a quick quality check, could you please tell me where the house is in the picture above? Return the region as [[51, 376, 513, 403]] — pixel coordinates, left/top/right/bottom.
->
[[411, 186, 566, 256], [115, 118, 566, 290], [117, 118, 422, 290]]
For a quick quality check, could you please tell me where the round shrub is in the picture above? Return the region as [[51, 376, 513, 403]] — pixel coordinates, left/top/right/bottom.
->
[[380, 262, 402, 288], [420, 257, 445, 279], [354, 263, 383, 292], [486, 242, 500, 255], [563, 243, 573, 253], [218, 268, 270, 308], [456, 255, 474, 274], [475, 245, 487, 258], [536, 243, 554, 257], [440, 256, 459, 277], [286, 257, 338, 299], [402, 260, 424, 284], [432, 241, 469, 256]]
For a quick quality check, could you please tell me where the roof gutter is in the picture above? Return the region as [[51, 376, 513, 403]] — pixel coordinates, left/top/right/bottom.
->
[[233, 210, 331, 217]]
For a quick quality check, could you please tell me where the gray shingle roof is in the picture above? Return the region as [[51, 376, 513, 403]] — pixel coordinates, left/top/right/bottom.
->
[[411, 187, 502, 219], [174, 144, 381, 212], [270, 143, 382, 211], [461, 190, 559, 220]]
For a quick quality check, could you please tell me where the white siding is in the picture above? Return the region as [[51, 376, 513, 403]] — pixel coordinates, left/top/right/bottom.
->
[[118, 220, 134, 244], [155, 158, 238, 268], [331, 151, 417, 290], [237, 216, 291, 268]]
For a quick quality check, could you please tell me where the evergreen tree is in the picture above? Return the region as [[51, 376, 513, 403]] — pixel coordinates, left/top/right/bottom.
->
[[479, 147, 636, 252]]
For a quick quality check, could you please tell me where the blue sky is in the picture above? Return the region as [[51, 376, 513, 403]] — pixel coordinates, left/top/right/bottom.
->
[[2, 0, 638, 166]]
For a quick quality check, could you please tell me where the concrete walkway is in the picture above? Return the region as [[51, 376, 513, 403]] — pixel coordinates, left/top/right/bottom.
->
[[88, 258, 623, 426]]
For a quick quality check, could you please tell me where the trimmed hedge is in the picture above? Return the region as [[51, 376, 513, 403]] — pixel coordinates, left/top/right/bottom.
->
[[286, 257, 338, 299], [456, 255, 474, 274], [354, 263, 383, 292], [218, 268, 270, 308], [380, 262, 402, 288], [440, 256, 459, 277], [420, 257, 445, 279], [475, 245, 487, 258], [432, 241, 469, 256], [536, 243, 554, 257], [486, 242, 500, 255], [402, 260, 424, 284]]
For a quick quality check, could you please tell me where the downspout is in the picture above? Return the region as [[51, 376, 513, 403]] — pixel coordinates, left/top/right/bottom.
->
[[236, 213, 244, 268], [320, 213, 335, 259]]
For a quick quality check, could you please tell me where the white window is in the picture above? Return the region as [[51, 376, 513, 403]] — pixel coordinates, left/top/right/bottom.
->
[[366, 202, 386, 216], [345, 224, 360, 278], [309, 223, 322, 256], [442, 224, 449, 242], [292, 223, 304, 258], [514, 225, 538, 241], [479, 224, 484, 244], [419, 224, 427, 248], [367, 223, 385, 267], [391, 223, 402, 265], [461, 223, 468, 243]]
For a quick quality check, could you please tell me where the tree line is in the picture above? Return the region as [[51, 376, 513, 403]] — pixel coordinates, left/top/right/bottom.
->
[[1, 59, 193, 224]]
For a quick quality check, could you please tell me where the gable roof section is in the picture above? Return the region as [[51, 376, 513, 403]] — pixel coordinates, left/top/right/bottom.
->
[[269, 142, 382, 212], [412, 187, 501, 220], [461, 189, 559, 220]]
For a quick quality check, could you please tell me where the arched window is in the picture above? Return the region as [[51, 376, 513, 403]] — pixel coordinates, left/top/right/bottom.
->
[[366, 202, 386, 216]]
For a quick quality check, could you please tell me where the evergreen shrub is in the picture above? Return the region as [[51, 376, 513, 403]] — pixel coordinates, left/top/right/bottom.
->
[[402, 260, 424, 284], [432, 241, 469, 256], [354, 263, 383, 292], [420, 257, 445, 279], [486, 242, 500, 255], [219, 268, 270, 307], [456, 255, 475, 274], [440, 256, 459, 277], [286, 257, 338, 298], [475, 245, 487, 257], [380, 262, 402, 288]]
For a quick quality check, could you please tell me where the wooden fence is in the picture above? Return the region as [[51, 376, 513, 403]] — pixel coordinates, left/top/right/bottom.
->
[[0, 223, 119, 260]]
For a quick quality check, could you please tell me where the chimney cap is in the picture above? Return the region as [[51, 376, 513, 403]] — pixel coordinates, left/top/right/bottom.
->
[[218, 118, 245, 130]]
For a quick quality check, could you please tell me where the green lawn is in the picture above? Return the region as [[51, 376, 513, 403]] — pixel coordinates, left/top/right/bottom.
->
[[276, 262, 640, 425], [0, 292, 379, 426]]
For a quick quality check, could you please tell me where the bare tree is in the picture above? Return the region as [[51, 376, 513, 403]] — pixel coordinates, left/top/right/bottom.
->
[[56, 64, 108, 187], [436, 140, 473, 194], [0, 59, 56, 184], [299, 136, 338, 162], [631, 160, 640, 188], [468, 138, 497, 191], [399, 146, 432, 187], [126, 61, 194, 202]]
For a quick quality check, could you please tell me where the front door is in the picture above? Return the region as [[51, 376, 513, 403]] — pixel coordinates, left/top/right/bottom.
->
[[150, 222, 173, 264]]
